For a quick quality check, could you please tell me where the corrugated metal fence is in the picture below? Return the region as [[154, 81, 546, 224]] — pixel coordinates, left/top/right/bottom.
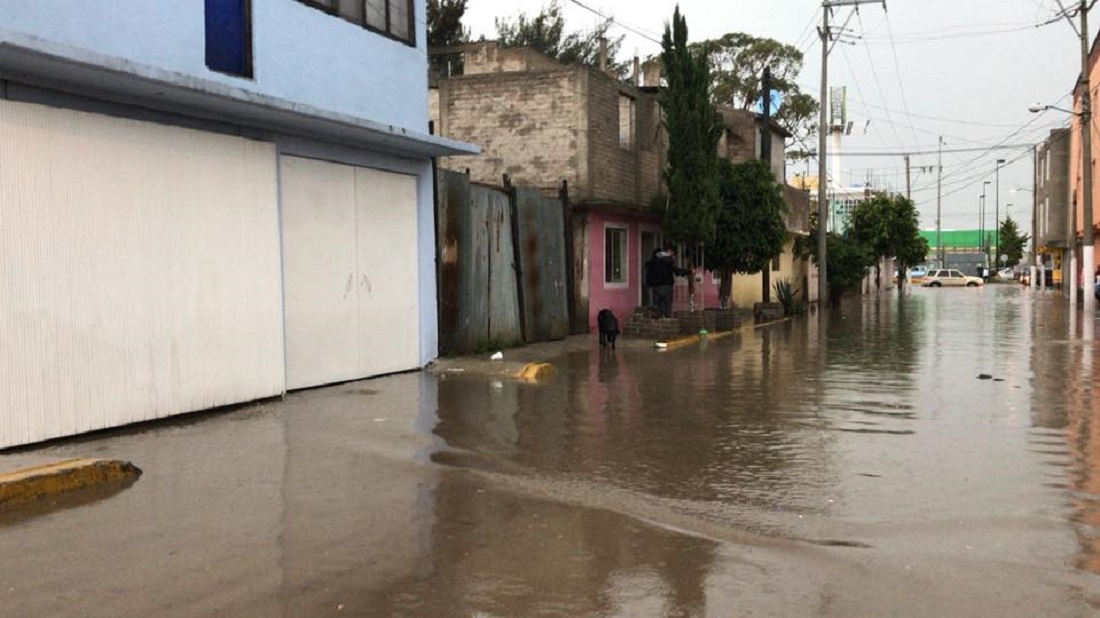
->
[[436, 170, 570, 355]]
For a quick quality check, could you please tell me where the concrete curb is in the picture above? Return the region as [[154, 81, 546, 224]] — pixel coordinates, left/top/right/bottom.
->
[[0, 459, 142, 506], [657, 317, 793, 350], [516, 362, 557, 382]]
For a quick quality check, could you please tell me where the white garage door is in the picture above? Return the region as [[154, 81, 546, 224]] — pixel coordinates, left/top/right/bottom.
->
[[280, 156, 420, 390], [0, 99, 285, 449]]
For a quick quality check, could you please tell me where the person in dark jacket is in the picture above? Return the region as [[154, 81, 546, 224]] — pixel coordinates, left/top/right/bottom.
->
[[645, 246, 684, 318]]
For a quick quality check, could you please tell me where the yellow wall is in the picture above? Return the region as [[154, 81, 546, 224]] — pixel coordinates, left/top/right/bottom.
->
[[728, 239, 808, 307]]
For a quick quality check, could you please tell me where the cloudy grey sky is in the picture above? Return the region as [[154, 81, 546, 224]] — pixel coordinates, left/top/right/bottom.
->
[[463, 0, 1082, 235]]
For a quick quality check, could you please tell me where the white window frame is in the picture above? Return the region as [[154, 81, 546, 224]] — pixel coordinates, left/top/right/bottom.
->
[[604, 224, 629, 288]]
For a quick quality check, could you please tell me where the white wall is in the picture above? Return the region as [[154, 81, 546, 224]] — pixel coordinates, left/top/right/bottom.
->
[[0, 99, 285, 449], [0, 0, 429, 133]]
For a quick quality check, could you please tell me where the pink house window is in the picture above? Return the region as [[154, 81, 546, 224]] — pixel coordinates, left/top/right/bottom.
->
[[605, 227, 627, 284]]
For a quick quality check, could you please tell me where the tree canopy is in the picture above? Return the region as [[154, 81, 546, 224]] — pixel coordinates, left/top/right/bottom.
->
[[998, 216, 1029, 268], [707, 159, 788, 303], [693, 33, 819, 158], [659, 5, 722, 250], [848, 194, 928, 289], [428, 0, 470, 77], [795, 210, 874, 304], [495, 0, 626, 76]]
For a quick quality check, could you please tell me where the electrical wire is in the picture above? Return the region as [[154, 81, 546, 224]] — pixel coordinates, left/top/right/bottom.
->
[[838, 44, 891, 150], [854, 9, 903, 146], [883, 12, 921, 146], [845, 97, 1025, 128], [564, 0, 663, 45]]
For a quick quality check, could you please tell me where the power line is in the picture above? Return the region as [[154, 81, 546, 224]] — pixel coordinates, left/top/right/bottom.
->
[[565, 0, 663, 45], [835, 144, 1036, 156], [845, 97, 1025, 128], [855, 10, 902, 145], [838, 45, 890, 149], [883, 12, 921, 146]]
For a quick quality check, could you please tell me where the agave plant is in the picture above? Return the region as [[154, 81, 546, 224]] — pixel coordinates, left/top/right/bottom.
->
[[772, 279, 805, 317]]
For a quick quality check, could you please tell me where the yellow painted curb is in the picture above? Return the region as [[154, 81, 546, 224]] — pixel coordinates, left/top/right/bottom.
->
[[0, 459, 142, 506], [516, 362, 557, 382], [658, 318, 791, 350], [753, 317, 792, 329], [659, 328, 740, 350]]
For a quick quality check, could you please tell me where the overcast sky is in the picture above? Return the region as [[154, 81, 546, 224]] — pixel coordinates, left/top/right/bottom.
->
[[463, 0, 1083, 235]]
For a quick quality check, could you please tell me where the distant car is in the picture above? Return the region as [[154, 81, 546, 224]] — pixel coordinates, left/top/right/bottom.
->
[[923, 269, 984, 287], [997, 267, 1015, 280], [907, 266, 927, 283]]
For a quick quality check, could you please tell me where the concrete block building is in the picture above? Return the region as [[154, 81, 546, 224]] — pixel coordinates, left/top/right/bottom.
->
[[431, 42, 665, 331], [1035, 128, 1071, 287]]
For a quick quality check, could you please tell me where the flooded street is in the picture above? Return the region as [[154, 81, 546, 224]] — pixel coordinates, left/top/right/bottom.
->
[[2, 285, 1100, 616]]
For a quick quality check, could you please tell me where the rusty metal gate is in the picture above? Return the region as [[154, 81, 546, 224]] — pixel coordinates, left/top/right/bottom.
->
[[436, 171, 570, 355], [513, 187, 569, 343], [437, 171, 521, 354]]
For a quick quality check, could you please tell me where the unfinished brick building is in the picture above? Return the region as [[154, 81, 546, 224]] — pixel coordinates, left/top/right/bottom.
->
[[430, 41, 813, 332], [430, 41, 667, 332]]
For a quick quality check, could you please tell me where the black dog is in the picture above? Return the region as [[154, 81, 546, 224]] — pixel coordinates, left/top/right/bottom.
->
[[597, 309, 620, 349]]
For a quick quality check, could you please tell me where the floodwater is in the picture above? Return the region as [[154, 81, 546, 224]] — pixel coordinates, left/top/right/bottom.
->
[[1, 286, 1098, 617]]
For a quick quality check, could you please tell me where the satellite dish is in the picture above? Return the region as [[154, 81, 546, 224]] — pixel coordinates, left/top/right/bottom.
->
[[753, 89, 784, 114]]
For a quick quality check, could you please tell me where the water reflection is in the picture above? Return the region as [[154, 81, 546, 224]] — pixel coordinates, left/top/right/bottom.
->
[[363, 472, 718, 617], [1028, 294, 1100, 577]]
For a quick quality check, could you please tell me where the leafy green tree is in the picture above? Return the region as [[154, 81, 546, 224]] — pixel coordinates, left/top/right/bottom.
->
[[848, 194, 928, 291], [495, 0, 626, 76], [825, 234, 875, 302], [693, 33, 819, 159], [795, 214, 875, 305], [659, 5, 722, 253], [998, 216, 1029, 268], [428, 0, 470, 77], [706, 159, 788, 307]]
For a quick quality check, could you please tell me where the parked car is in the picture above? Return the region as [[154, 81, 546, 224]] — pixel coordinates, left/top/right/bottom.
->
[[923, 269, 984, 287], [907, 266, 928, 284]]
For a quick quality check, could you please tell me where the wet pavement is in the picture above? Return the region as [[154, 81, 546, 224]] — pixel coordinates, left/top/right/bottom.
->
[[1, 285, 1099, 616]]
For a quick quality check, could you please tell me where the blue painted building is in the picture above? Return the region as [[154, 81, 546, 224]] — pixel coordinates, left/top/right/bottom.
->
[[0, 0, 476, 448]]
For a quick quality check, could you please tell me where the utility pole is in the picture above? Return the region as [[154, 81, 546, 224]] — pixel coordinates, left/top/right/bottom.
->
[[936, 137, 944, 267], [761, 66, 773, 303], [817, 6, 830, 308], [904, 154, 911, 199], [1080, 0, 1096, 313], [817, 0, 886, 309], [995, 158, 1006, 270]]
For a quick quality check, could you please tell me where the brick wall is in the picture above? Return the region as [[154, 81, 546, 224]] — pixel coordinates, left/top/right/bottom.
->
[[583, 71, 662, 208], [434, 70, 584, 191]]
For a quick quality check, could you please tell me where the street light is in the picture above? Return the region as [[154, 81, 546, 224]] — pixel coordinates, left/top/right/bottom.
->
[[1031, 97, 1095, 312], [1029, 103, 1076, 114]]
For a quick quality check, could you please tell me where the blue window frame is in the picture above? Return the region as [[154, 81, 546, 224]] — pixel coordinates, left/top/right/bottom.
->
[[205, 0, 252, 78]]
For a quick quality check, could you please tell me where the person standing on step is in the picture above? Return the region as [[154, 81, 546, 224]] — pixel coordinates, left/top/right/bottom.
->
[[645, 245, 686, 318]]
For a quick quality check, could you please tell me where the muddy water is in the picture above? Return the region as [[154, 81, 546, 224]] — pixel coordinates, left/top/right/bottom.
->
[[428, 286, 1100, 616], [0, 286, 1098, 617]]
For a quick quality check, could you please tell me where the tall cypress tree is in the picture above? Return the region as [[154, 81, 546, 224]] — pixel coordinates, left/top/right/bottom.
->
[[660, 6, 722, 250]]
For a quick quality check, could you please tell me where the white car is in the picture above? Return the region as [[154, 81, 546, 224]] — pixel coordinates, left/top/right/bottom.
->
[[922, 269, 984, 287]]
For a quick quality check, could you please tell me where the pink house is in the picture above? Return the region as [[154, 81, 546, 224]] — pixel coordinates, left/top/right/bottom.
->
[[432, 42, 674, 332], [430, 43, 800, 333], [583, 208, 723, 327]]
